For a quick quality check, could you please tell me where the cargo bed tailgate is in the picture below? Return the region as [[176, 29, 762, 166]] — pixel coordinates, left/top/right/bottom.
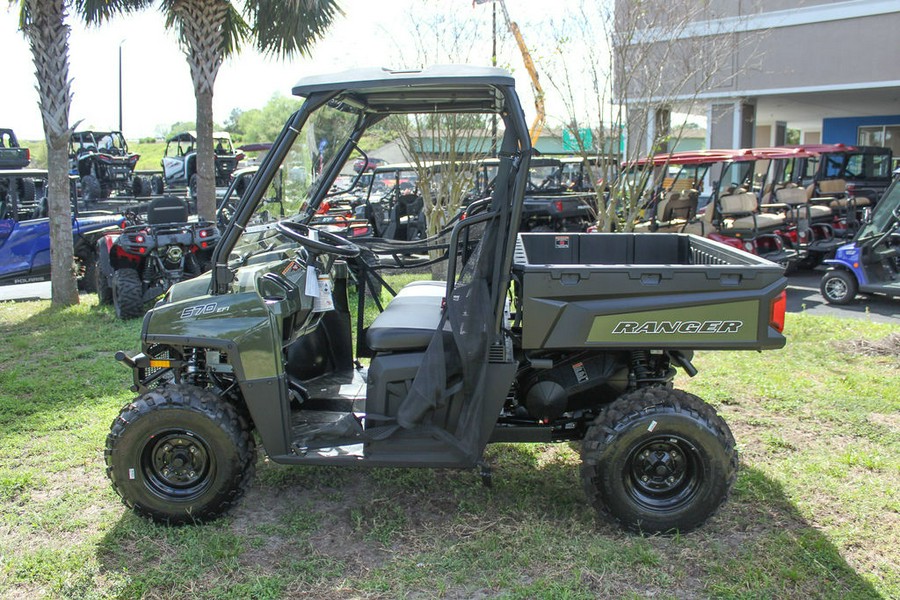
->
[[512, 233, 787, 351]]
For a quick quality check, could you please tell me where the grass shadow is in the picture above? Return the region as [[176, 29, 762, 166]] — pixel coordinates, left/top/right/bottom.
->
[[92, 445, 885, 599]]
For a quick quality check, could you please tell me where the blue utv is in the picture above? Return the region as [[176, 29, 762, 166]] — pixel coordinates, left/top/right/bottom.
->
[[0, 169, 124, 290]]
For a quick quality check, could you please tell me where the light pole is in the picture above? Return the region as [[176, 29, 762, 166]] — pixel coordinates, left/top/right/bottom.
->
[[118, 40, 125, 132]]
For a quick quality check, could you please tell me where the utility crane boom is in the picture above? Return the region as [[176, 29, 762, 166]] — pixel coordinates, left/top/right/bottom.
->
[[497, 0, 545, 146]]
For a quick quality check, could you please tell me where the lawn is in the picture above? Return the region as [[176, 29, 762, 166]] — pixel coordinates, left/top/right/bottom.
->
[[0, 296, 897, 599]]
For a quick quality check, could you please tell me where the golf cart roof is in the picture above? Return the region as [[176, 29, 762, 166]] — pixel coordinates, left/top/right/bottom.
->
[[291, 65, 514, 114], [752, 147, 817, 159], [631, 149, 758, 168], [780, 143, 891, 157]]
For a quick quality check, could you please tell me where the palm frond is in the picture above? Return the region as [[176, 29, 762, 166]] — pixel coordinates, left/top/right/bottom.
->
[[244, 0, 343, 58], [222, 2, 250, 57], [73, 0, 154, 25]]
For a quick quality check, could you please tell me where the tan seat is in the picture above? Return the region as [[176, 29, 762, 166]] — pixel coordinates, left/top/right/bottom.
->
[[775, 186, 833, 220], [818, 178, 846, 196], [719, 191, 785, 230], [830, 196, 872, 209]]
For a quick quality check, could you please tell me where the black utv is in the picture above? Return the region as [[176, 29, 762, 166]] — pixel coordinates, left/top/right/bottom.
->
[[69, 130, 145, 200], [107, 66, 788, 535]]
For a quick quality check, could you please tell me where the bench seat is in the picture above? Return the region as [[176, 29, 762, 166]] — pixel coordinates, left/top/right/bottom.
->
[[366, 281, 446, 352]]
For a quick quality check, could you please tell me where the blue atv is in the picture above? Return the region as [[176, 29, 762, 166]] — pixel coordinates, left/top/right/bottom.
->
[[820, 178, 900, 304], [0, 169, 124, 290]]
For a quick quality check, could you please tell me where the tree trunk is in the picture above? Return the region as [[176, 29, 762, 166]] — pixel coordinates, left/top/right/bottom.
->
[[176, 0, 228, 222], [195, 88, 216, 221], [23, 0, 78, 306]]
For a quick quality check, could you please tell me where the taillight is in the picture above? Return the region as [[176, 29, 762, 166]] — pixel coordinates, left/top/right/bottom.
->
[[134, 234, 145, 243], [554, 200, 564, 212], [25, 149, 31, 161], [235, 153, 245, 162], [770, 291, 786, 333]]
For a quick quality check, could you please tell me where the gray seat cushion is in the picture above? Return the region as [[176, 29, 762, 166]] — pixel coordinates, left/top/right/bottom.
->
[[366, 281, 446, 352]]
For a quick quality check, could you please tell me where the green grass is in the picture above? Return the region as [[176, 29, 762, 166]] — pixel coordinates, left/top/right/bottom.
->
[[0, 294, 897, 599]]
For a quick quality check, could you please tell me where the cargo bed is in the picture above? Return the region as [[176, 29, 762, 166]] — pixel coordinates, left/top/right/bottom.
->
[[512, 233, 787, 350]]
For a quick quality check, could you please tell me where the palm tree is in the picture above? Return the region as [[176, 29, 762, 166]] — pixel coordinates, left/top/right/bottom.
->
[[87, 0, 342, 222], [14, 0, 144, 307], [15, 0, 80, 306]]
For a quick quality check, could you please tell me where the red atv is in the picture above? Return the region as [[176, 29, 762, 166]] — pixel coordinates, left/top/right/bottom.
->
[[95, 196, 220, 318]]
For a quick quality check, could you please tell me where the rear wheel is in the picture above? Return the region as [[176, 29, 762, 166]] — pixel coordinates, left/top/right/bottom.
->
[[96, 266, 113, 304], [820, 269, 857, 305], [105, 384, 256, 524], [112, 268, 145, 319], [150, 175, 164, 195], [581, 387, 738, 534], [189, 173, 198, 199], [132, 175, 145, 197], [16, 177, 35, 204], [82, 175, 101, 202], [76, 249, 98, 293]]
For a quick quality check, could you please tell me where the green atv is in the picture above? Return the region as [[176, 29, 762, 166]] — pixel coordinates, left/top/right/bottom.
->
[[107, 66, 788, 534]]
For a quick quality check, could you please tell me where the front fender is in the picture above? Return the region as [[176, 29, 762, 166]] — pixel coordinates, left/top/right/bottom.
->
[[143, 290, 282, 382]]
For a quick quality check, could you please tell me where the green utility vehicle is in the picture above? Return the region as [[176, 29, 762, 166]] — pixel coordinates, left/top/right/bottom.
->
[[107, 67, 788, 534]]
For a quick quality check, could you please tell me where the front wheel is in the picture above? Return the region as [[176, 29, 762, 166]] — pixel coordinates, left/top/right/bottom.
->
[[105, 385, 256, 524], [581, 387, 738, 534], [820, 269, 857, 305]]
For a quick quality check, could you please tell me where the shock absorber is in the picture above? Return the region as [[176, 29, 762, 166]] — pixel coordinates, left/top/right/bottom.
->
[[630, 350, 652, 386], [183, 347, 207, 386]]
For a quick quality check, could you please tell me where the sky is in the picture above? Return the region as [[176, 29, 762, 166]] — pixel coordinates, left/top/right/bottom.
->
[[0, 0, 576, 141]]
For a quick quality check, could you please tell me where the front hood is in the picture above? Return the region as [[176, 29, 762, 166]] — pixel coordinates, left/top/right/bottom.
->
[[166, 271, 213, 303]]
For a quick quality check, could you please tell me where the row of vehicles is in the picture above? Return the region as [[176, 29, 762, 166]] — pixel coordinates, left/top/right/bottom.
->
[[627, 143, 898, 304], [68, 130, 242, 203]]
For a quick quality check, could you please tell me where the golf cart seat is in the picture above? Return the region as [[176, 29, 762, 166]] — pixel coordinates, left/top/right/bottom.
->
[[147, 196, 189, 225], [719, 190, 786, 230], [775, 186, 833, 220], [367, 280, 446, 352]]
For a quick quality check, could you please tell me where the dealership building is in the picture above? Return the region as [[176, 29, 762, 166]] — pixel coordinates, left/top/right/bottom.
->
[[619, 0, 900, 155]]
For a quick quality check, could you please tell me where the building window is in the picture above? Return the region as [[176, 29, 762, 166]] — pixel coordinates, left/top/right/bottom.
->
[[858, 125, 899, 155]]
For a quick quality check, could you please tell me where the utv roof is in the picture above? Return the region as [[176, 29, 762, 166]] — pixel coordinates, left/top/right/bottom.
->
[[291, 65, 515, 114], [168, 131, 233, 142]]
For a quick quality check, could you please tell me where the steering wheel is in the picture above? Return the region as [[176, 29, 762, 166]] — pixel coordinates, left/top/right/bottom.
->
[[275, 221, 361, 258]]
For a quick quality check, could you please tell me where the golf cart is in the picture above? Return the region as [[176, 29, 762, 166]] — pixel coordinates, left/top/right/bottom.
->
[[107, 66, 788, 534], [820, 177, 900, 304]]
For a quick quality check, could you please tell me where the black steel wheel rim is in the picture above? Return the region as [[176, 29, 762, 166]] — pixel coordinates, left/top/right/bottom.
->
[[141, 430, 214, 500], [624, 435, 702, 511]]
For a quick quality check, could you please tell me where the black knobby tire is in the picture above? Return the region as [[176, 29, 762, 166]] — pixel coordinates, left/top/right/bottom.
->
[[96, 265, 113, 304], [150, 175, 164, 196], [189, 173, 198, 199], [581, 387, 738, 534], [820, 269, 857, 305], [82, 174, 101, 202], [112, 268, 145, 319], [17, 177, 35, 204], [95, 241, 114, 305], [76, 249, 98, 293], [105, 384, 256, 525], [132, 176, 145, 197]]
